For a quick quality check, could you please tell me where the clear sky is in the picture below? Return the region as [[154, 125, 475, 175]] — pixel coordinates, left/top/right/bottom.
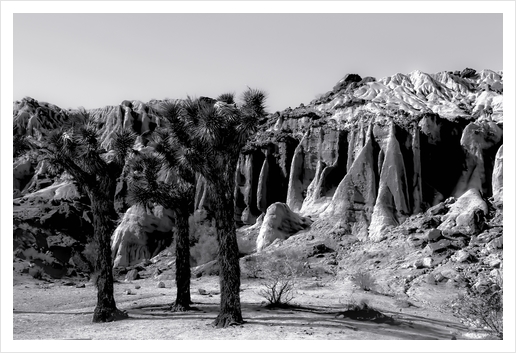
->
[[14, 13, 502, 113]]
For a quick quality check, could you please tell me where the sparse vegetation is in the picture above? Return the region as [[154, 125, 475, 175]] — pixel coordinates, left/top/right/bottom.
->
[[450, 273, 503, 339], [190, 229, 218, 266], [258, 250, 303, 307], [41, 119, 135, 322], [189, 215, 218, 266], [126, 150, 195, 312], [157, 88, 267, 327], [242, 255, 262, 279], [351, 270, 377, 292], [336, 298, 392, 323], [82, 241, 98, 271]]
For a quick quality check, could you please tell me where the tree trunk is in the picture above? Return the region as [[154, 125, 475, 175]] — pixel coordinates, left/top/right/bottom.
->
[[212, 188, 243, 328], [90, 192, 127, 323], [171, 208, 191, 311]]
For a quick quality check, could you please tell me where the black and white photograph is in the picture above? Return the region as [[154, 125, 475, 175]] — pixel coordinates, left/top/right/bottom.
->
[[2, 1, 515, 351]]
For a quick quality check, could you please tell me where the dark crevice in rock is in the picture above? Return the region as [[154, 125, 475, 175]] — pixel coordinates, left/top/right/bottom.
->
[[317, 130, 348, 199], [419, 114, 467, 206]]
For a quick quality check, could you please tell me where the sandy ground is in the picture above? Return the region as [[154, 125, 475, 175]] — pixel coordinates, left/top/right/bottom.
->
[[12, 273, 469, 342]]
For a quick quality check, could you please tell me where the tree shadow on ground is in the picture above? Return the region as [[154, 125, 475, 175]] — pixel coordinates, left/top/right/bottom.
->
[[14, 300, 465, 339], [118, 301, 465, 339], [13, 310, 93, 315]]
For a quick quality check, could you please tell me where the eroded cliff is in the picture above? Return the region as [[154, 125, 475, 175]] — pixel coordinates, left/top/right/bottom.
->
[[13, 67, 503, 268]]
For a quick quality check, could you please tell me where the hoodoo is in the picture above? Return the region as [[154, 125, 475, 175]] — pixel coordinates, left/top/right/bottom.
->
[[13, 68, 503, 265]]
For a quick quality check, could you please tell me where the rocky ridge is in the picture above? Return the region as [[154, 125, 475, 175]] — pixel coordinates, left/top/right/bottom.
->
[[12, 68, 503, 279]]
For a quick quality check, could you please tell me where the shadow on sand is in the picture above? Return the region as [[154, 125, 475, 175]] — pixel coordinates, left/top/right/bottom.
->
[[13, 300, 466, 339], [118, 301, 466, 339]]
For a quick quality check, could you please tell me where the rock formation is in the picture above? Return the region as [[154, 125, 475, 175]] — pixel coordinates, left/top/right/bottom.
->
[[320, 123, 379, 240], [13, 68, 504, 262], [256, 202, 312, 252], [111, 204, 175, 268], [437, 188, 488, 237], [492, 145, 503, 203]]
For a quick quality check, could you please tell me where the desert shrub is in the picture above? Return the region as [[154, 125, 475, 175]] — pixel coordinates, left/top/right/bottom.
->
[[351, 270, 377, 292], [29, 267, 44, 279], [242, 255, 262, 278], [258, 250, 303, 307], [189, 215, 218, 266], [450, 273, 503, 339], [347, 298, 370, 311], [82, 241, 98, 270], [337, 298, 392, 323], [190, 233, 218, 266]]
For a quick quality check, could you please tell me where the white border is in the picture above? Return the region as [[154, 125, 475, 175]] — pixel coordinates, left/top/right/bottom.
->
[[2, 1, 515, 352]]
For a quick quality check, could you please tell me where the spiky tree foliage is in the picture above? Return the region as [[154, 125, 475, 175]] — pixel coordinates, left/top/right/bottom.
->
[[157, 89, 267, 327], [216, 93, 235, 105], [41, 120, 136, 323], [126, 151, 195, 311]]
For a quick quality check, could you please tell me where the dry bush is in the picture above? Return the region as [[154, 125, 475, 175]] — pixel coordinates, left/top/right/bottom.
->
[[190, 233, 218, 266], [242, 255, 262, 279], [258, 250, 303, 307], [451, 273, 503, 339], [351, 270, 377, 292], [81, 241, 98, 271]]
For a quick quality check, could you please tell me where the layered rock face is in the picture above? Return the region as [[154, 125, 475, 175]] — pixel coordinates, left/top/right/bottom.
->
[[239, 69, 503, 244], [111, 205, 175, 267], [13, 68, 503, 265]]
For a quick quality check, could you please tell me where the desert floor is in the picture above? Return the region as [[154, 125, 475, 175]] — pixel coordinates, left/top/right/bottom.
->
[[13, 272, 470, 342]]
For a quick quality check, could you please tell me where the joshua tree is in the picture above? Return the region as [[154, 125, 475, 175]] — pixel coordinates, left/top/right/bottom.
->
[[42, 120, 136, 322], [126, 149, 195, 311], [157, 89, 267, 327]]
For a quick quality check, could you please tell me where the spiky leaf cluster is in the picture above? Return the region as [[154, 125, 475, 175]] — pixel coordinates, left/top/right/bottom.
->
[[127, 152, 194, 210], [41, 116, 136, 190], [152, 88, 267, 186]]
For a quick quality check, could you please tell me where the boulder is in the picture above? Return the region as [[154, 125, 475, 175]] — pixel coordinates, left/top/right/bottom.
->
[[407, 235, 427, 248], [438, 188, 488, 236], [425, 273, 437, 285], [413, 257, 433, 268], [424, 228, 442, 242], [125, 269, 140, 281], [451, 250, 470, 263], [307, 243, 335, 257], [486, 236, 503, 252], [426, 202, 448, 216], [424, 239, 452, 255], [256, 202, 312, 252], [440, 268, 459, 280]]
